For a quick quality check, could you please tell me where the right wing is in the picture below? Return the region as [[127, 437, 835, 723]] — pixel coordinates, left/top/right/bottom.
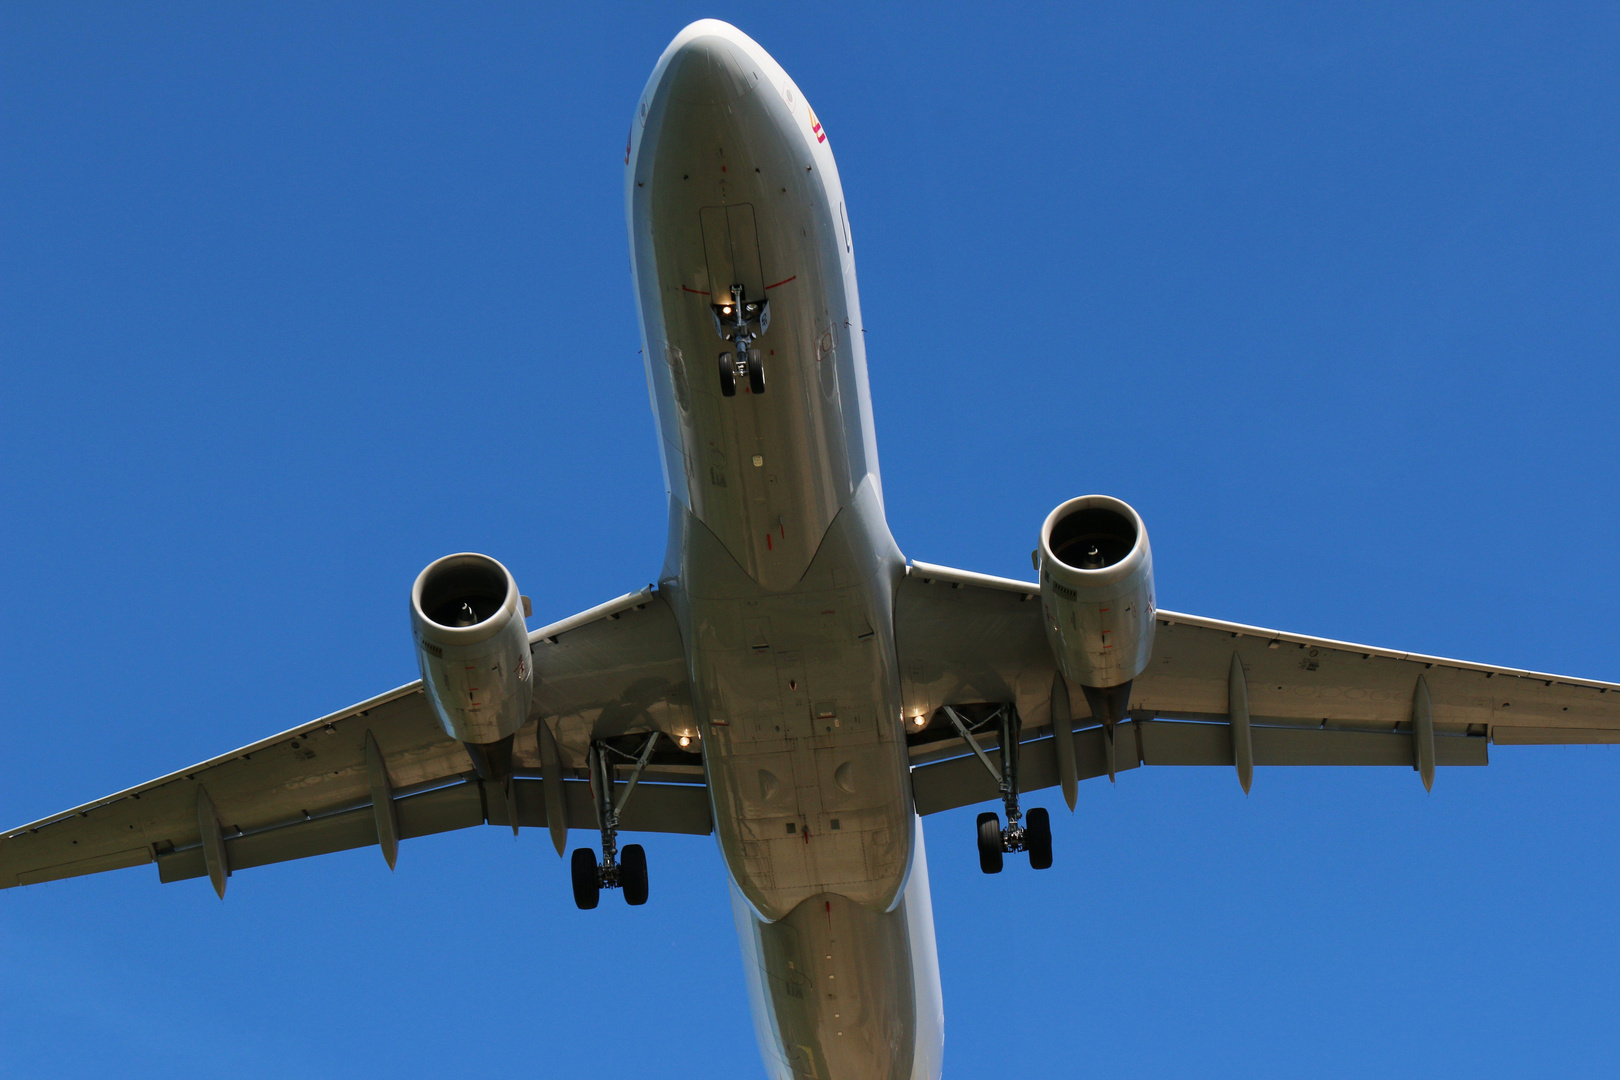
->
[[0, 587, 705, 893], [896, 561, 1620, 815]]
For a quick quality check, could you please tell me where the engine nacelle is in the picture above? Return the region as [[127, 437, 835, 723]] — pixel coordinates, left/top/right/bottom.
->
[[1038, 495, 1156, 722], [410, 553, 533, 769]]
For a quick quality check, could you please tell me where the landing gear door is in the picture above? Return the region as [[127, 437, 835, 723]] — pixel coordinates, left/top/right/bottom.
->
[[700, 203, 767, 306]]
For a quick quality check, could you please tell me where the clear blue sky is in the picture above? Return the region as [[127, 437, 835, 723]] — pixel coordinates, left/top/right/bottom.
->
[[3, 4, 1618, 1077]]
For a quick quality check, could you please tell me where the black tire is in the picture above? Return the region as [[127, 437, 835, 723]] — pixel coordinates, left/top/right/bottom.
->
[[620, 843, 649, 906], [570, 848, 600, 910], [1025, 807, 1053, 870], [747, 351, 766, 395], [976, 811, 1003, 874], [718, 353, 737, 397]]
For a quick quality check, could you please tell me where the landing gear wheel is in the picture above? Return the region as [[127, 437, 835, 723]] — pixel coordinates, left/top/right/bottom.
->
[[570, 847, 600, 910], [718, 353, 737, 397], [976, 811, 1004, 874], [620, 843, 649, 906], [1025, 807, 1052, 870], [746, 351, 766, 395]]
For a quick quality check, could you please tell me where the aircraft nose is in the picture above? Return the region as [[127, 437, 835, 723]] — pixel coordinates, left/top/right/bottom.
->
[[662, 34, 759, 105]]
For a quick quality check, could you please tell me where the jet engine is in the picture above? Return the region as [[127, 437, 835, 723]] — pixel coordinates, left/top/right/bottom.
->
[[1037, 495, 1155, 725], [410, 552, 533, 778]]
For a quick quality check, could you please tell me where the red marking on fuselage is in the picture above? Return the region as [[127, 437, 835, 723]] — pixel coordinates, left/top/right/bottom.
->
[[765, 275, 797, 290], [682, 285, 710, 295]]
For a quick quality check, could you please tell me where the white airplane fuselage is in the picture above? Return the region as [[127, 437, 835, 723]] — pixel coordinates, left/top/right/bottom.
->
[[626, 22, 943, 1080]]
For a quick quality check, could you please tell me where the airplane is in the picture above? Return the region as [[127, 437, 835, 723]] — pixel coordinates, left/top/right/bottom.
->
[[5, 19, 1619, 1080]]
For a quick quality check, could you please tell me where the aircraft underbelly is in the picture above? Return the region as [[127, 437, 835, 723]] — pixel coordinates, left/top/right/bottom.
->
[[733, 821, 944, 1080], [629, 27, 939, 1080]]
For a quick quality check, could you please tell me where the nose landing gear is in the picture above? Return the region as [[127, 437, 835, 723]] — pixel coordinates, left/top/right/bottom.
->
[[945, 704, 1054, 874], [570, 733, 660, 909], [711, 284, 769, 396]]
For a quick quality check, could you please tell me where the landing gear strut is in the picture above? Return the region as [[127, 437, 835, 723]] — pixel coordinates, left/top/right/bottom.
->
[[944, 704, 1054, 874], [712, 283, 769, 397], [570, 732, 660, 909]]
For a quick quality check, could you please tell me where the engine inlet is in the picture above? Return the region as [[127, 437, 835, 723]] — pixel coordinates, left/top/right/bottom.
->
[[1047, 504, 1137, 572], [418, 555, 510, 630]]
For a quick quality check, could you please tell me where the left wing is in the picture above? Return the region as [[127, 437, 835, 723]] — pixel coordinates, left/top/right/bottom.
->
[[0, 588, 705, 893], [897, 561, 1620, 815]]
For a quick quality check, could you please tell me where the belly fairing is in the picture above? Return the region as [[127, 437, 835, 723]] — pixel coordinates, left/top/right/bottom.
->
[[670, 481, 911, 920]]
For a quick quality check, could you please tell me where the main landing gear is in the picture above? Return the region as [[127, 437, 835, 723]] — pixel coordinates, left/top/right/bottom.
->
[[944, 704, 1054, 874], [570, 733, 660, 910], [712, 283, 769, 397]]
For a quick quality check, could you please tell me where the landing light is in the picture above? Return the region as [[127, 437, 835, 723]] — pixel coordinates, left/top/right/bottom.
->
[[678, 735, 691, 748]]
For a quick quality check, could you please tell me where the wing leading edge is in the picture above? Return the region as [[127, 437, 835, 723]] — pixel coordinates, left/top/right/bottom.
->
[[898, 561, 1620, 816], [0, 588, 706, 893]]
